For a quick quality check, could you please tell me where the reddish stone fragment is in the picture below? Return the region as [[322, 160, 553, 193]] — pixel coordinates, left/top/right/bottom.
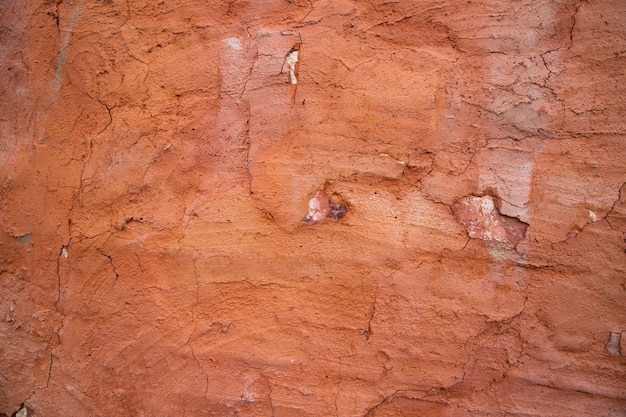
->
[[302, 190, 347, 224], [303, 191, 331, 225], [451, 195, 528, 249]]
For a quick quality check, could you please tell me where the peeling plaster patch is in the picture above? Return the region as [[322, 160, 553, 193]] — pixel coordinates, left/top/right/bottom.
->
[[606, 331, 622, 356], [302, 190, 348, 225], [224, 37, 243, 51], [451, 195, 528, 249], [285, 49, 299, 84]]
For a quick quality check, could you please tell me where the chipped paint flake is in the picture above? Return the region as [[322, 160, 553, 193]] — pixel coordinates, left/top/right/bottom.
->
[[285, 50, 299, 84]]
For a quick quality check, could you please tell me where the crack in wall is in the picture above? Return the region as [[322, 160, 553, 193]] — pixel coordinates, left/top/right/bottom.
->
[[3, 0, 624, 414], [549, 181, 626, 248], [187, 258, 208, 399], [603, 181, 625, 232], [96, 248, 119, 280], [363, 287, 377, 341], [334, 357, 342, 417]]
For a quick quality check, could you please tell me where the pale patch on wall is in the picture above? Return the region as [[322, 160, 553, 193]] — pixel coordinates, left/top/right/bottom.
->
[[224, 37, 243, 51]]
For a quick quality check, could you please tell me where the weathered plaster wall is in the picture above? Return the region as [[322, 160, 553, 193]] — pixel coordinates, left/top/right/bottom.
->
[[1, 0, 625, 415]]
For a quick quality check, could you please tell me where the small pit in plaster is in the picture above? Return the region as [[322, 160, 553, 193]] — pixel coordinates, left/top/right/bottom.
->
[[302, 190, 348, 225]]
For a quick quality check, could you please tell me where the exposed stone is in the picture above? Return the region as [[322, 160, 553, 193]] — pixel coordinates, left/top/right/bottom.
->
[[14, 406, 29, 417], [451, 195, 528, 249], [302, 190, 348, 224], [607, 332, 621, 356]]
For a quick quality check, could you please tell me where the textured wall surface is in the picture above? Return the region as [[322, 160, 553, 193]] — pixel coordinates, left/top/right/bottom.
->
[[1, 0, 625, 416]]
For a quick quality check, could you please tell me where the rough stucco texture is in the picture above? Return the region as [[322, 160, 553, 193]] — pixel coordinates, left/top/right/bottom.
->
[[1, 0, 625, 416]]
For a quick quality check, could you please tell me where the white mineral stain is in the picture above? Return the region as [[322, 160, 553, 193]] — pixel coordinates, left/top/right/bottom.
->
[[309, 197, 320, 210], [303, 190, 335, 224], [305, 193, 326, 223], [480, 196, 495, 214]]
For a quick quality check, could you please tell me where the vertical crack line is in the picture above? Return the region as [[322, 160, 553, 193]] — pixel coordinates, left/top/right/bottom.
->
[[239, 50, 257, 100], [77, 96, 113, 208], [24, 346, 56, 405], [134, 252, 144, 274], [25, 246, 67, 404], [226, 0, 236, 16], [187, 258, 207, 398], [95, 98, 114, 134], [364, 282, 378, 341], [55, 246, 65, 306], [54, 2, 61, 32], [34, 237, 74, 404], [604, 181, 626, 231], [264, 373, 276, 417], [78, 135, 93, 208], [334, 357, 342, 417], [187, 341, 208, 399], [567, 1, 582, 47], [191, 258, 200, 335], [240, 47, 256, 197], [244, 115, 253, 196]]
